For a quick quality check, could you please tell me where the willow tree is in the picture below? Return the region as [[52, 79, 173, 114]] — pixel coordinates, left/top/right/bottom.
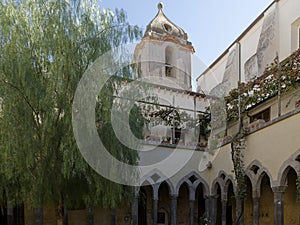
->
[[0, 0, 142, 224]]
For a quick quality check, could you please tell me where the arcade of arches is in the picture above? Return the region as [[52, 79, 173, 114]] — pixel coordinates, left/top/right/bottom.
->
[[133, 159, 300, 225]]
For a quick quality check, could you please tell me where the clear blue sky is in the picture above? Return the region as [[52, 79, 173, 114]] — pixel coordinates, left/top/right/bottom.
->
[[101, 0, 273, 67]]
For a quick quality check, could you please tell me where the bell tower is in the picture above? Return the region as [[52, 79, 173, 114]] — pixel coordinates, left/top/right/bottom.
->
[[134, 2, 195, 90]]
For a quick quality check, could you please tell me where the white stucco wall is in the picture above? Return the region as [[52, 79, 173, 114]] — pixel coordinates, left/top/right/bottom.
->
[[197, 0, 300, 94], [136, 39, 193, 90]]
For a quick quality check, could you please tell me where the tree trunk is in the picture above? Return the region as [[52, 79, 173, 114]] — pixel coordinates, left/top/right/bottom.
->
[[55, 202, 69, 225], [56, 204, 64, 225]]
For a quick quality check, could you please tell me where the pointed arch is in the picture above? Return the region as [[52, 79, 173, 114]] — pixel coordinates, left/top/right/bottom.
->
[[175, 171, 200, 195], [224, 176, 236, 196], [256, 171, 273, 197], [277, 149, 300, 185], [279, 165, 298, 186]]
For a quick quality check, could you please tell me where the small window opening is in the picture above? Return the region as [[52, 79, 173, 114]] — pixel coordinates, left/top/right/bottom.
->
[[250, 108, 270, 123], [220, 173, 226, 180], [165, 46, 175, 77], [189, 175, 198, 183], [298, 27, 300, 48], [250, 165, 260, 175], [164, 23, 172, 32]]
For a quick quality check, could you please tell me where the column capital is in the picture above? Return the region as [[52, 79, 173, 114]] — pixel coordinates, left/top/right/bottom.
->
[[170, 194, 178, 200], [207, 194, 219, 199], [153, 197, 158, 201], [272, 185, 287, 193], [252, 190, 260, 199]]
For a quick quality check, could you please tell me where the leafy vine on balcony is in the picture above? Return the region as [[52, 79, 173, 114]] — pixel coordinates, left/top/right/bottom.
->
[[225, 48, 300, 123]]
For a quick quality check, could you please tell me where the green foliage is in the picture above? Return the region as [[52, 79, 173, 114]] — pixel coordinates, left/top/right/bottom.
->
[[198, 214, 208, 225], [0, 0, 142, 209], [225, 48, 300, 123], [231, 134, 247, 199]]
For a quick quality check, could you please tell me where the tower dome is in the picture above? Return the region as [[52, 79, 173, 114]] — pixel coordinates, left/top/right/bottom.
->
[[134, 2, 194, 91], [143, 2, 192, 47]]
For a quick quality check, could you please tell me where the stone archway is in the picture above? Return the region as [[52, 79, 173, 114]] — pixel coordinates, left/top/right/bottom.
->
[[177, 182, 190, 225], [243, 175, 253, 225], [259, 173, 274, 225], [157, 182, 171, 225], [175, 172, 210, 225], [215, 183, 222, 225], [195, 183, 206, 224], [282, 166, 299, 225], [226, 181, 236, 225], [138, 186, 151, 225]]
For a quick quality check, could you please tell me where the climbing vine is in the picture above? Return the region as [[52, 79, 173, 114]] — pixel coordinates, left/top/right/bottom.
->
[[231, 131, 247, 199], [231, 129, 247, 225], [296, 173, 300, 202]]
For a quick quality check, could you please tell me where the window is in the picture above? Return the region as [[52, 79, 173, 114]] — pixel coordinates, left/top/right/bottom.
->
[[291, 18, 300, 52], [298, 26, 300, 48], [137, 55, 142, 78], [165, 46, 175, 77], [163, 23, 172, 32], [165, 65, 172, 77], [250, 108, 270, 123]]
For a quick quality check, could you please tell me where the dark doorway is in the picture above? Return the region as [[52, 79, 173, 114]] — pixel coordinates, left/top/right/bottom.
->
[[226, 205, 233, 224], [216, 185, 222, 225], [196, 184, 206, 222], [138, 188, 147, 225]]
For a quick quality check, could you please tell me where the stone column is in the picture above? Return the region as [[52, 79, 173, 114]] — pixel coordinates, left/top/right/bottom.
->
[[209, 195, 218, 225], [153, 198, 158, 225], [153, 184, 159, 225], [272, 186, 286, 225], [221, 200, 227, 225], [253, 197, 260, 225], [132, 196, 139, 225], [204, 196, 210, 219], [189, 199, 195, 225], [170, 195, 178, 225]]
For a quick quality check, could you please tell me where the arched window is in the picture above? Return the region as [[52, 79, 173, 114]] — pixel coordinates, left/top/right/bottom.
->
[[165, 46, 174, 77]]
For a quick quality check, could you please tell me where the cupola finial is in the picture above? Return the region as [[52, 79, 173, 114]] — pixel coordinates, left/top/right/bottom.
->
[[157, 2, 163, 10]]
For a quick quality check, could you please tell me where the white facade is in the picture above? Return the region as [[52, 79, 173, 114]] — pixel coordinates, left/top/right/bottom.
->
[[197, 0, 300, 95]]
